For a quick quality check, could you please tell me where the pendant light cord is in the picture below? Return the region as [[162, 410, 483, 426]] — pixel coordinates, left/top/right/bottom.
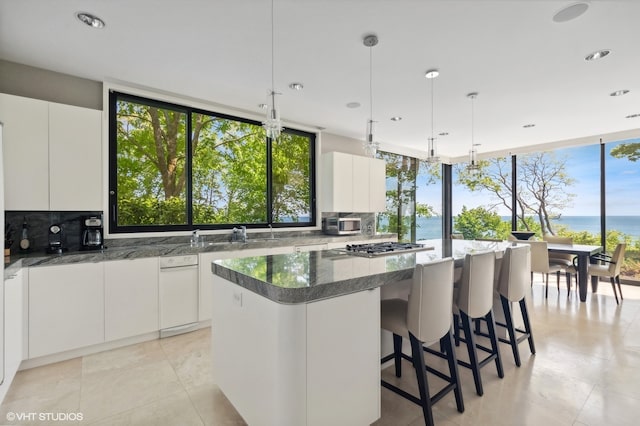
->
[[369, 45, 373, 124], [430, 77, 434, 141], [271, 0, 275, 93]]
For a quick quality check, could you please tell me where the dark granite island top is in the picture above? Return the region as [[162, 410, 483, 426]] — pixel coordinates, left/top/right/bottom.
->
[[212, 238, 519, 304]]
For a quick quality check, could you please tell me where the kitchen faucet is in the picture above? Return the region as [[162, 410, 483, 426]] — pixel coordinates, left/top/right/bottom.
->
[[240, 226, 247, 242]]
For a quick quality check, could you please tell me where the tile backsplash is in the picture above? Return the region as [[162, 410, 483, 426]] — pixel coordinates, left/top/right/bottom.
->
[[5, 211, 102, 254]]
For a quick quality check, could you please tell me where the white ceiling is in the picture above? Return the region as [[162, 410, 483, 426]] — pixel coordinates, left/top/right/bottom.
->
[[1, 0, 639, 160]]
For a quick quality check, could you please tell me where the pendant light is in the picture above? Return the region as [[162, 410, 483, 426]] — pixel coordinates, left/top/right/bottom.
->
[[262, 0, 282, 139], [467, 92, 480, 172], [425, 69, 440, 163], [363, 34, 379, 158]]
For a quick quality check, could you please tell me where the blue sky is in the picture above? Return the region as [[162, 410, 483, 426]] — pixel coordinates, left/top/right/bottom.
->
[[418, 138, 640, 216]]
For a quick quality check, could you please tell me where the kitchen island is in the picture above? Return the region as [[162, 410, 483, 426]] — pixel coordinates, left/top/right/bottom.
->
[[211, 239, 518, 426]]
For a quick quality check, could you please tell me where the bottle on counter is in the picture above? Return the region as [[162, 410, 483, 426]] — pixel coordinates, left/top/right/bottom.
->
[[19, 216, 30, 251]]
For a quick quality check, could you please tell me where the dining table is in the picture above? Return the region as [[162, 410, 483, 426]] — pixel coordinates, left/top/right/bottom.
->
[[546, 243, 603, 302]]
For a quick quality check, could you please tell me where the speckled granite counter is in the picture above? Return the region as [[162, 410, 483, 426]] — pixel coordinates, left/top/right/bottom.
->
[[212, 239, 517, 304], [3, 232, 396, 279]]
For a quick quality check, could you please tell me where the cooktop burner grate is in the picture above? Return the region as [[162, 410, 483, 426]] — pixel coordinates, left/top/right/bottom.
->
[[342, 242, 432, 257]]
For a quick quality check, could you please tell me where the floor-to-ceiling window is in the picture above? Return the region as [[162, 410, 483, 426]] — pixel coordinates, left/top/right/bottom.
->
[[452, 156, 512, 239], [606, 138, 640, 280], [377, 151, 442, 242], [515, 145, 600, 241]]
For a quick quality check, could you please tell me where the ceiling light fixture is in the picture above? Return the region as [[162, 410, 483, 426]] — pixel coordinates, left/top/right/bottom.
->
[[626, 114, 640, 119], [425, 68, 440, 163], [262, 0, 282, 140], [552, 2, 589, 23], [363, 34, 380, 158], [76, 12, 105, 29], [439, 132, 449, 136], [289, 82, 303, 90], [585, 49, 611, 61], [610, 90, 630, 97], [467, 92, 480, 173], [390, 116, 402, 122], [523, 123, 536, 128]]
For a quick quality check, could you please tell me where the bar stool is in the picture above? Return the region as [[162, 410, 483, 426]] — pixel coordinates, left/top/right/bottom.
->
[[381, 258, 464, 426], [453, 251, 504, 396], [495, 245, 536, 367]]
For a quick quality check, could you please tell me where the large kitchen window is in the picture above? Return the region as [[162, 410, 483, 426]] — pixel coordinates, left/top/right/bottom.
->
[[109, 91, 315, 233], [377, 151, 442, 242]]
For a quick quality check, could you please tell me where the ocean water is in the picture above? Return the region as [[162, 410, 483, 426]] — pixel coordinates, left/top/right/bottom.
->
[[413, 216, 640, 241]]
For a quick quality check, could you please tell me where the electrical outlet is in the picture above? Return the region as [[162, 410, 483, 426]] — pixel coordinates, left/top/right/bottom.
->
[[233, 291, 243, 307]]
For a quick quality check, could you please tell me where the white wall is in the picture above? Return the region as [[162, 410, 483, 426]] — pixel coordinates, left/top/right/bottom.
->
[[320, 132, 368, 156]]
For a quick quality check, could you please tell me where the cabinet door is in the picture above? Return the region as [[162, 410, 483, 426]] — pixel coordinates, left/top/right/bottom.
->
[[49, 103, 102, 210], [0, 94, 49, 210], [321, 152, 353, 212], [104, 258, 159, 341], [369, 157, 387, 212], [28, 263, 104, 358], [4, 270, 24, 385], [352, 155, 370, 212], [307, 288, 380, 425]]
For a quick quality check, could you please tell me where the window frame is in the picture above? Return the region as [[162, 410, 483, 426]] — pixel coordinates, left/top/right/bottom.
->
[[108, 90, 316, 234]]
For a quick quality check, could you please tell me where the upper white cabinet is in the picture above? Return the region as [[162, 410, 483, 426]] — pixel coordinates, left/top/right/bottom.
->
[[0, 93, 102, 211], [49, 102, 102, 210], [321, 151, 386, 212], [0, 93, 49, 210]]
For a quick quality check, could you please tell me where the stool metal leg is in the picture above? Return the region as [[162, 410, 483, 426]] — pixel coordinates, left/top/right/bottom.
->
[[409, 333, 435, 426], [519, 298, 536, 355], [500, 295, 521, 367], [460, 311, 483, 396], [393, 333, 403, 378], [485, 310, 504, 379], [442, 330, 464, 413]]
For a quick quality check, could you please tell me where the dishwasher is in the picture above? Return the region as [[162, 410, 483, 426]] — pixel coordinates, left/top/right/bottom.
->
[[159, 254, 199, 338]]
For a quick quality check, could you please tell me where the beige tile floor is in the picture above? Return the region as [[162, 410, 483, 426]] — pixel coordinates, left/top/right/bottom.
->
[[1, 277, 640, 425]]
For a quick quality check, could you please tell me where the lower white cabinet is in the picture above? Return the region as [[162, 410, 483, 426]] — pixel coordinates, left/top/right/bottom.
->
[[1, 269, 25, 404], [28, 263, 104, 359], [104, 258, 159, 341]]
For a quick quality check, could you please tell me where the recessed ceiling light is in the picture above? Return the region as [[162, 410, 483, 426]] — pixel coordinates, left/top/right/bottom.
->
[[346, 102, 361, 109], [425, 69, 439, 79], [585, 49, 611, 61], [523, 124, 536, 128], [626, 114, 640, 119], [258, 103, 268, 109], [76, 12, 105, 28], [553, 2, 589, 23], [438, 132, 449, 136], [390, 116, 402, 121], [289, 82, 303, 90], [610, 90, 630, 97]]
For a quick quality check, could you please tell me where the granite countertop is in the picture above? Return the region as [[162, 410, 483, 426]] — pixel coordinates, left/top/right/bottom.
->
[[212, 239, 518, 304], [3, 232, 396, 279]]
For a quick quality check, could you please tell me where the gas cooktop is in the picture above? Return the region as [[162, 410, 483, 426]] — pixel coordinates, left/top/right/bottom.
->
[[339, 242, 433, 257]]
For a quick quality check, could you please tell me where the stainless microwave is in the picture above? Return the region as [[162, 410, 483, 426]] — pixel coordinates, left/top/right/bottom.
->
[[322, 217, 362, 235]]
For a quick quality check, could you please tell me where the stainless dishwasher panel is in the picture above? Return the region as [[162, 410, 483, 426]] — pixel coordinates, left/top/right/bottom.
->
[[159, 255, 199, 337]]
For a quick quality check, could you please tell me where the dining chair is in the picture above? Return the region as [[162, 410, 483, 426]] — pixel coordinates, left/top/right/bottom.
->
[[588, 243, 626, 304], [521, 240, 567, 298], [453, 251, 504, 396], [494, 245, 536, 366], [381, 257, 464, 426], [543, 235, 578, 296]]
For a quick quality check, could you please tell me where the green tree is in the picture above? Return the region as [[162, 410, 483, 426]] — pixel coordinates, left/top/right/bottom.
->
[[454, 206, 511, 240], [610, 142, 640, 162], [455, 152, 575, 236]]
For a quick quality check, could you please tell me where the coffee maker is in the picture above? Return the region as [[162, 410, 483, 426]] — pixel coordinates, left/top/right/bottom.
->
[[81, 216, 103, 250], [47, 224, 66, 254]]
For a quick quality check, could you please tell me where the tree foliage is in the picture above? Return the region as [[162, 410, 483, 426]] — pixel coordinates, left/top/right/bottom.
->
[[115, 99, 311, 227], [455, 152, 575, 235], [610, 142, 640, 162]]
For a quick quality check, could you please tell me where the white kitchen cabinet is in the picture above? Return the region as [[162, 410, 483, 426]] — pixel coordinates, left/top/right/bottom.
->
[[212, 276, 380, 425], [1, 269, 25, 404], [0, 94, 102, 211], [294, 243, 328, 252], [104, 258, 159, 341], [49, 102, 102, 211], [306, 288, 380, 425], [28, 263, 104, 359], [0, 93, 49, 210], [321, 151, 386, 212]]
